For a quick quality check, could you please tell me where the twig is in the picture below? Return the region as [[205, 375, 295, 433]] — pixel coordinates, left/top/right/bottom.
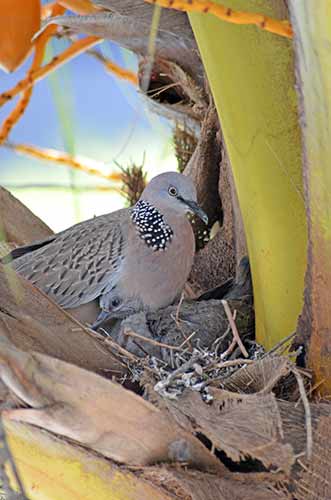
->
[[307, 378, 326, 397], [206, 358, 255, 371], [173, 292, 195, 350], [86, 48, 138, 85], [220, 338, 237, 360], [293, 368, 313, 461], [155, 356, 200, 391], [179, 330, 197, 349], [123, 328, 183, 351], [140, 4, 162, 92], [221, 300, 249, 358], [5, 142, 122, 184], [104, 336, 139, 362], [0, 37, 101, 107], [175, 292, 185, 325], [0, 3, 65, 144], [264, 332, 296, 357]]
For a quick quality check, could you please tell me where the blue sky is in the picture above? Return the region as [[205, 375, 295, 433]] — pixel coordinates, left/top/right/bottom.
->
[[0, 35, 177, 231]]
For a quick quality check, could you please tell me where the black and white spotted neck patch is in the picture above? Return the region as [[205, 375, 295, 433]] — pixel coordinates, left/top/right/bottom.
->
[[131, 199, 173, 251]]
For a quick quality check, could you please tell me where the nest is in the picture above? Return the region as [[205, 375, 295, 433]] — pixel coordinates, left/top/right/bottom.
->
[[173, 124, 198, 173]]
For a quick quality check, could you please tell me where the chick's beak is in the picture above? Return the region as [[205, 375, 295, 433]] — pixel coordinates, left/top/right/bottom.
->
[[181, 198, 208, 225]]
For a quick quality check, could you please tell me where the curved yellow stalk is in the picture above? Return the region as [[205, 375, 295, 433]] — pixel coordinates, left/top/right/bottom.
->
[[189, 0, 307, 348], [4, 419, 172, 500]]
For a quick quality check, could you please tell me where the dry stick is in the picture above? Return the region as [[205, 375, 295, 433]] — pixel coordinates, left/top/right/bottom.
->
[[0, 36, 102, 107], [207, 358, 255, 371], [104, 337, 140, 362], [173, 292, 194, 348], [179, 330, 197, 349], [156, 355, 201, 390], [221, 300, 249, 358], [175, 291, 185, 325], [308, 378, 326, 397], [123, 328, 183, 351], [264, 332, 296, 357], [140, 3, 162, 92], [145, 0, 293, 39], [104, 336, 156, 374], [5, 142, 122, 184], [293, 368, 313, 461], [86, 48, 138, 85], [220, 338, 236, 360]]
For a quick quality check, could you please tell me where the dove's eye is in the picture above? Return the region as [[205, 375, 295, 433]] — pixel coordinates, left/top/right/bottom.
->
[[111, 297, 121, 308], [168, 186, 178, 197]]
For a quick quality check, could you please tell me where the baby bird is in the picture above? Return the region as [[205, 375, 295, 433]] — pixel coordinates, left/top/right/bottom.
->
[[92, 292, 142, 330]]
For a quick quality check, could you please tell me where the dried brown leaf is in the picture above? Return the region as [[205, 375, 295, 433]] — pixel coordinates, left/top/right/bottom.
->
[[168, 390, 294, 473], [220, 355, 292, 394], [294, 416, 331, 499], [0, 263, 121, 374], [143, 467, 290, 500], [0, 186, 52, 246], [0, 341, 221, 470]]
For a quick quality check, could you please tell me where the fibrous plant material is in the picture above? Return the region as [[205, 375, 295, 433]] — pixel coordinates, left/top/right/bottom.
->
[[168, 389, 295, 473], [184, 105, 222, 253], [141, 57, 206, 115], [118, 158, 147, 206], [289, 1, 331, 396], [174, 124, 198, 173]]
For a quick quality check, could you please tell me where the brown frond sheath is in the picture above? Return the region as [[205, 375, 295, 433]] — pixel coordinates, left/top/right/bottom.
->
[[5, 142, 122, 184], [145, 0, 293, 38]]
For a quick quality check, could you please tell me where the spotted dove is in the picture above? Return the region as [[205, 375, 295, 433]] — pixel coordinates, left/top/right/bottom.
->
[[7, 172, 207, 325]]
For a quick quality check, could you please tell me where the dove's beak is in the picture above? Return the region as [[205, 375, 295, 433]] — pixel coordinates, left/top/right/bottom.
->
[[180, 198, 208, 225]]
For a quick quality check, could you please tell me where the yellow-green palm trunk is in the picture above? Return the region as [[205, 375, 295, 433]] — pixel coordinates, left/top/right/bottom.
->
[[189, 0, 307, 349]]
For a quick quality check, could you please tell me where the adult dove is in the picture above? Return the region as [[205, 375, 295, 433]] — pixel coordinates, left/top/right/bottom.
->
[[6, 172, 207, 325]]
